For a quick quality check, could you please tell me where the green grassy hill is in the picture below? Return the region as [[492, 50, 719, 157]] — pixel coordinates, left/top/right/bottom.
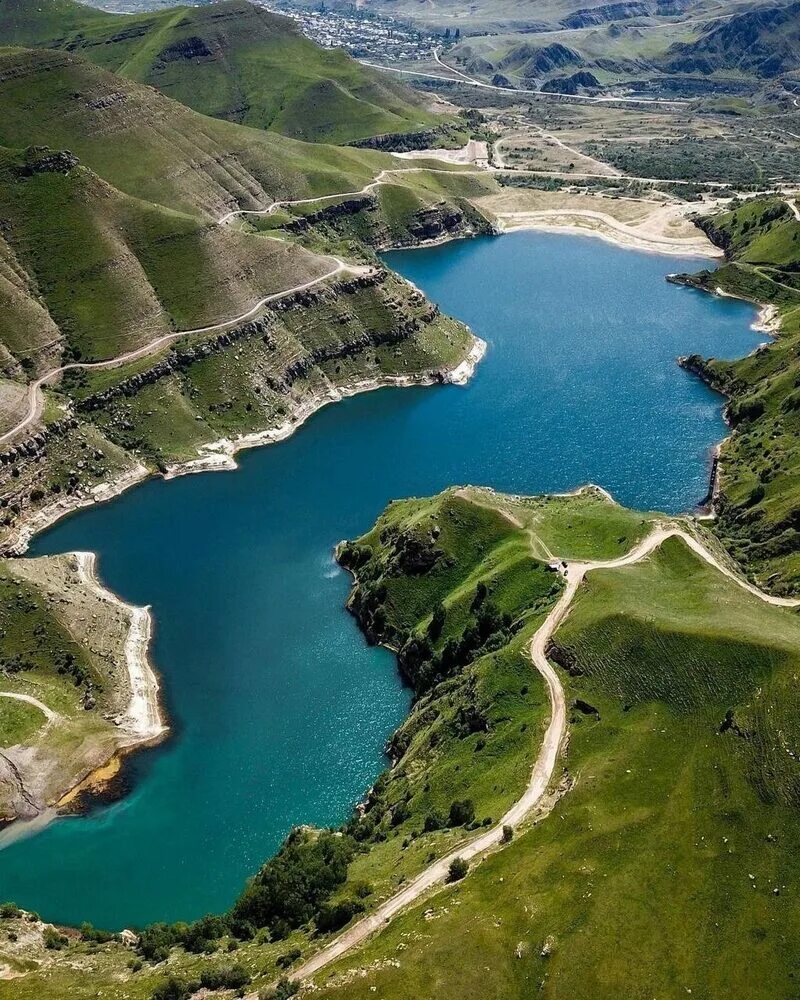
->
[[673, 197, 800, 595], [5, 489, 800, 999], [309, 513, 800, 1000], [0, 0, 438, 144], [0, 144, 333, 373], [0, 47, 392, 219]]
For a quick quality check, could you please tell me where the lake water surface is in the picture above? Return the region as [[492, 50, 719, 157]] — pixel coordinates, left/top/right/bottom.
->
[[0, 232, 760, 929]]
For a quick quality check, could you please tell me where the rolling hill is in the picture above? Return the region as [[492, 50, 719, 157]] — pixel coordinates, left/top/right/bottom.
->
[[0, 143, 332, 374], [0, 47, 390, 219], [0, 0, 438, 144], [663, 0, 800, 77]]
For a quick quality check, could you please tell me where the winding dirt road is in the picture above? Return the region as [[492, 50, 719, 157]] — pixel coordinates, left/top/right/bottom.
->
[[275, 523, 799, 989], [0, 257, 361, 450], [218, 165, 486, 224], [0, 692, 58, 725]]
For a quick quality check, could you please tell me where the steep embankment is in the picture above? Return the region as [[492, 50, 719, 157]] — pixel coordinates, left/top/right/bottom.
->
[[0, 267, 478, 555], [671, 196, 800, 594], [0, 0, 438, 145], [0, 550, 164, 822]]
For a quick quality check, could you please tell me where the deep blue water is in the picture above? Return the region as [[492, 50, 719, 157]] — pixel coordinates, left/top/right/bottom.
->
[[0, 232, 760, 929]]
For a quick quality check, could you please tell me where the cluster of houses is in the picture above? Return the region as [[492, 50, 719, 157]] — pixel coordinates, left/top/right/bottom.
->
[[256, 0, 440, 61]]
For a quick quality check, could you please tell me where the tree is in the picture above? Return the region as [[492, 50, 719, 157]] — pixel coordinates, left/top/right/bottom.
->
[[447, 857, 469, 882], [471, 581, 488, 611], [448, 799, 475, 827], [151, 978, 190, 1000], [428, 603, 446, 639], [501, 825, 513, 844]]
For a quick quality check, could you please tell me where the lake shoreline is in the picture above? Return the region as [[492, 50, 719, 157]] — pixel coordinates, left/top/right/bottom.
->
[[0, 334, 485, 830], [495, 214, 720, 258], [0, 224, 754, 923]]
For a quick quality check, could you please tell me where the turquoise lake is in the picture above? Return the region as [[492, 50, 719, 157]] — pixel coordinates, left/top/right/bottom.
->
[[0, 231, 761, 930]]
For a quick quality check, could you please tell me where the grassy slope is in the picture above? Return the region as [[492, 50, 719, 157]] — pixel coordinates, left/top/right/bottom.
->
[[0, 0, 437, 145], [0, 144, 331, 371], [308, 529, 800, 1000], [0, 488, 663, 997], [675, 197, 800, 594], [0, 553, 141, 820], [0, 47, 392, 220], [9, 492, 797, 999]]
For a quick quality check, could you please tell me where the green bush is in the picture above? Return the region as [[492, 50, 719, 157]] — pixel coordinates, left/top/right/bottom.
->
[[151, 978, 190, 1000], [43, 927, 69, 950], [316, 898, 365, 934], [448, 799, 475, 827], [198, 964, 250, 990], [447, 857, 469, 882]]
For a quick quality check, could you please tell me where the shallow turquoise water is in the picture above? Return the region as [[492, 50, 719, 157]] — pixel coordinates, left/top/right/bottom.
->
[[0, 232, 760, 929]]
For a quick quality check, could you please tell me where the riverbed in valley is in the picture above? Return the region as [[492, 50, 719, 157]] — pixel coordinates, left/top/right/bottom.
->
[[0, 231, 761, 930]]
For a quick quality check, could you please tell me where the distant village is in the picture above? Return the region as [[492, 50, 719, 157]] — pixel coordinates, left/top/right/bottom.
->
[[90, 0, 448, 62], [255, 0, 447, 61]]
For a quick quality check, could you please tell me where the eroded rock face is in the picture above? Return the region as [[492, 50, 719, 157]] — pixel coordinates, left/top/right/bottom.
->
[[662, 0, 800, 79], [157, 35, 215, 63], [408, 205, 465, 241], [0, 748, 41, 821], [16, 147, 79, 177], [541, 71, 601, 94], [499, 41, 582, 78], [561, 1, 650, 29]]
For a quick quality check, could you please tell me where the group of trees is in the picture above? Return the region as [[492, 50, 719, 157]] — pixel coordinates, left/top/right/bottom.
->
[[151, 965, 251, 1000], [138, 830, 365, 995], [230, 828, 358, 939], [400, 599, 515, 696], [423, 798, 476, 832]]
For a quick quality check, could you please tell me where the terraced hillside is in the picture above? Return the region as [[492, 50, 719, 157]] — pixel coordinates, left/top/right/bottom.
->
[[0, 144, 332, 374], [673, 197, 800, 594], [0, 0, 438, 144]]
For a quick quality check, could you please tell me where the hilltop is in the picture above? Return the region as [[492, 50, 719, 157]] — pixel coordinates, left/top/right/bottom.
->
[[0, 0, 438, 144]]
